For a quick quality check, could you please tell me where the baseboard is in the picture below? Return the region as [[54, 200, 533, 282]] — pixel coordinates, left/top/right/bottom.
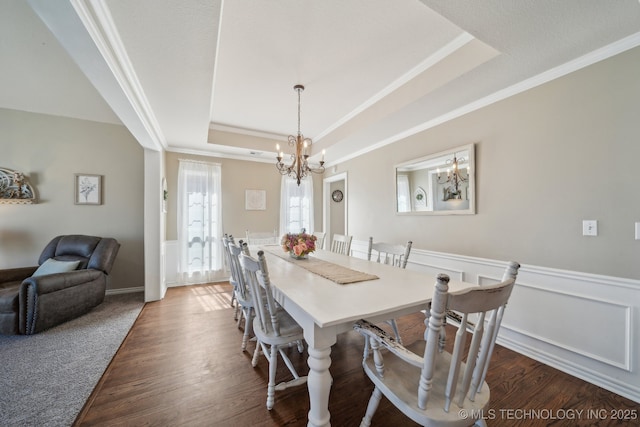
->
[[166, 278, 228, 288], [106, 286, 145, 295], [497, 332, 640, 404]]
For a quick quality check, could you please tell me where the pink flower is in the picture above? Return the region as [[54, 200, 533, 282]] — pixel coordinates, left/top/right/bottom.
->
[[281, 232, 318, 256]]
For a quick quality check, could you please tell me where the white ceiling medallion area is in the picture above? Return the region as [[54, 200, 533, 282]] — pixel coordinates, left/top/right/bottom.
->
[[15, 1, 640, 165]]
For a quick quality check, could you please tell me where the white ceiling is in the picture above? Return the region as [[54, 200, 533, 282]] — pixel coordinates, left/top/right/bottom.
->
[[3, 0, 640, 166]]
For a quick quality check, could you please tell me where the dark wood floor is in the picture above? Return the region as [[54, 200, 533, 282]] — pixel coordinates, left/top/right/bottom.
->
[[74, 283, 638, 426]]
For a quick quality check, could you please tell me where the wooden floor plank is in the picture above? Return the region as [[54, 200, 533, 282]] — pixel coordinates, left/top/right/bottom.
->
[[74, 283, 638, 426]]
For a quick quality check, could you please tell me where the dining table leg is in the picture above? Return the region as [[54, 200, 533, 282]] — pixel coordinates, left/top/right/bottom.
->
[[306, 344, 332, 427]]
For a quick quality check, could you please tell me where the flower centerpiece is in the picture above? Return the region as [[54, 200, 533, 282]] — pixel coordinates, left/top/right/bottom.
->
[[281, 231, 317, 259]]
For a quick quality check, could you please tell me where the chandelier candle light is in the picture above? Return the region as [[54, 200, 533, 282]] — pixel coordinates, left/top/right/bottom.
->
[[276, 85, 325, 186]]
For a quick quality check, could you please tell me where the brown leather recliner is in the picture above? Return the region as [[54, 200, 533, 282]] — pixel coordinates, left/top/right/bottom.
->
[[0, 235, 120, 335]]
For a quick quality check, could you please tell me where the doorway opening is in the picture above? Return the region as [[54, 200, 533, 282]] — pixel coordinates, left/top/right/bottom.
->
[[322, 172, 347, 250]]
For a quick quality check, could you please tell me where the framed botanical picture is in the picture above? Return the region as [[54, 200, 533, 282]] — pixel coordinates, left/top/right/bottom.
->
[[245, 189, 266, 210], [75, 174, 102, 205]]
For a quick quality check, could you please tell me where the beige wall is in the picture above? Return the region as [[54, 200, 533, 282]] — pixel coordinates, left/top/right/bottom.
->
[[4, 46, 637, 289], [325, 46, 640, 280], [0, 108, 145, 290], [164, 151, 323, 242]]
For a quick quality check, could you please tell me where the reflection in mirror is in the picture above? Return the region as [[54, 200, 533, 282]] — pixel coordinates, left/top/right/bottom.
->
[[396, 143, 475, 215]]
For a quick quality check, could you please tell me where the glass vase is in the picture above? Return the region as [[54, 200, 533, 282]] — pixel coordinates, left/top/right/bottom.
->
[[289, 251, 308, 260]]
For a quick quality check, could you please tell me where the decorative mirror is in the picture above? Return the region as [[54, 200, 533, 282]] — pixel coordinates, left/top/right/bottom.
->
[[395, 143, 475, 215]]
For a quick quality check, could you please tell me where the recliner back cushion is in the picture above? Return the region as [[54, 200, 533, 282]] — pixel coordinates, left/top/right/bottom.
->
[[55, 235, 101, 258], [38, 235, 119, 274], [39, 235, 101, 270]]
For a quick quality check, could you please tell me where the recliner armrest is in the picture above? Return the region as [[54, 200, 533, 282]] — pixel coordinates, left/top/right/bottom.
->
[[20, 269, 103, 295], [0, 266, 38, 284], [19, 269, 106, 334]]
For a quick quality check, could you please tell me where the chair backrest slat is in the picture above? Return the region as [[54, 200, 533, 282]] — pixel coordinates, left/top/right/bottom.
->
[[330, 234, 353, 255], [473, 260, 520, 390]]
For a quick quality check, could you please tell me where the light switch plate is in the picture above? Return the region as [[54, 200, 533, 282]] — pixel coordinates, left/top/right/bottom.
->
[[635, 222, 640, 240], [583, 220, 598, 236]]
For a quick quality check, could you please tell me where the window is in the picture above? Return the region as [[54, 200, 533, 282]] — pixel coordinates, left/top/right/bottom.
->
[[396, 174, 410, 213], [177, 160, 223, 284], [279, 175, 314, 235]]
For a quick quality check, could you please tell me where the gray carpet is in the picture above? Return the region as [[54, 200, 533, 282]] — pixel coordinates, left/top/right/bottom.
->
[[0, 292, 144, 427]]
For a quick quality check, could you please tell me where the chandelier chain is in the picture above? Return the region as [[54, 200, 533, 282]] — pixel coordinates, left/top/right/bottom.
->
[[297, 86, 302, 136]]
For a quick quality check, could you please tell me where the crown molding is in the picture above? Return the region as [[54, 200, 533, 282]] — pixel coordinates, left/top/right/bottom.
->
[[69, 0, 166, 151], [166, 145, 275, 164], [331, 31, 640, 166], [209, 123, 285, 141], [315, 32, 476, 141]]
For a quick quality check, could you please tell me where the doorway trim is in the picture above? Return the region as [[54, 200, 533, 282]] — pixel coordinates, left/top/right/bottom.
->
[[323, 172, 348, 245]]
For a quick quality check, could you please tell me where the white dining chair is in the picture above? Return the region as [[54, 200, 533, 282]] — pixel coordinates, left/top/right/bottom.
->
[[222, 233, 238, 312], [245, 229, 278, 245], [354, 261, 520, 427], [330, 233, 352, 255], [239, 248, 307, 410], [367, 237, 412, 269], [312, 231, 326, 250], [222, 234, 240, 319], [364, 237, 412, 346], [226, 239, 255, 352]]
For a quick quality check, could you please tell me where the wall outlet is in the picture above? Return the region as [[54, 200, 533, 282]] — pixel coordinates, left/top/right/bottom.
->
[[583, 220, 598, 236]]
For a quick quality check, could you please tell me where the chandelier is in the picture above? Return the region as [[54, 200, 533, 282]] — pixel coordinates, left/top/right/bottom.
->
[[276, 84, 325, 186], [436, 152, 469, 200]]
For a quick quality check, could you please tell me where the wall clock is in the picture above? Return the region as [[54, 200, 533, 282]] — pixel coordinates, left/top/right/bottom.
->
[[331, 189, 343, 202]]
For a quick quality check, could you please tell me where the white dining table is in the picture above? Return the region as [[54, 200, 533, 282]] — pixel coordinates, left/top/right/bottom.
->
[[258, 247, 474, 427]]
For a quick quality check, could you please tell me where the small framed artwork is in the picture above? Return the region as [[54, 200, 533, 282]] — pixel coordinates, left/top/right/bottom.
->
[[75, 174, 102, 205], [245, 189, 266, 210]]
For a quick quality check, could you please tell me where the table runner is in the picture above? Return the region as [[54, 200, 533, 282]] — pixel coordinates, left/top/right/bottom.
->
[[263, 246, 379, 285]]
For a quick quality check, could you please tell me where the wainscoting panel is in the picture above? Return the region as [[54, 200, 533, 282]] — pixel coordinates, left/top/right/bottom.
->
[[163, 240, 230, 288], [505, 282, 631, 370], [349, 238, 640, 403]]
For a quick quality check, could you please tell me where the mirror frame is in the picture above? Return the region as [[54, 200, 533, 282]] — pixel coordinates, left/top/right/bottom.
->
[[395, 143, 476, 215]]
